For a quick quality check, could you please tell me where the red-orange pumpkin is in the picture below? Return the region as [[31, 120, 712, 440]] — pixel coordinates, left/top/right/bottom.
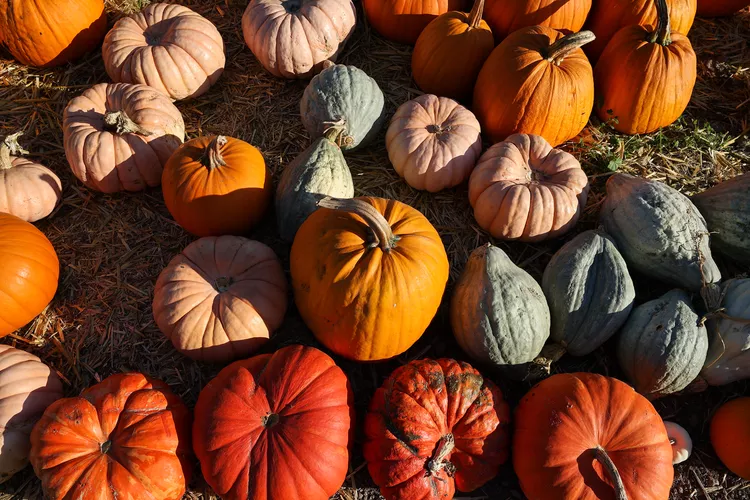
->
[[711, 397, 750, 479], [363, 0, 468, 45], [697, 0, 750, 16], [484, 0, 592, 42]]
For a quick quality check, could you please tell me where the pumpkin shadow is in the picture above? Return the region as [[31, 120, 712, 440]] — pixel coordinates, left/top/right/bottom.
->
[[43, 13, 108, 68], [34, 172, 63, 199]]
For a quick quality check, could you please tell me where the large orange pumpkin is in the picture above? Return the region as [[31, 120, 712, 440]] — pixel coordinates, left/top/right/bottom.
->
[[363, 0, 468, 45], [473, 27, 595, 146], [290, 197, 449, 361], [162, 135, 272, 237], [29, 373, 192, 500], [594, 0, 697, 134], [697, 0, 750, 16], [0, 213, 59, 337], [484, 0, 592, 42], [711, 397, 750, 479], [514, 372, 674, 499], [0, 0, 106, 67]]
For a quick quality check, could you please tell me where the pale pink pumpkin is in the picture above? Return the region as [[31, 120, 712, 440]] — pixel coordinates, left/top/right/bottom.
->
[[469, 133, 589, 242], [242, 0, 356, 79], [387, 95, 482, 192], [102, 3, 225, 101], [153, 236, 288, 363], [63, 83, 185, 194]]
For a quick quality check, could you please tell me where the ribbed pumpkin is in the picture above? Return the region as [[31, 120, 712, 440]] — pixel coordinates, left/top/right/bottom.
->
[[411, 0, 494, 102], [594, 0, 697, 134], [600, 173, 720, 291], [30, 373, 192, 500], [514, 373, 674, 499], [484, 0, 592, 42], [711, 397, 750, 480], [291, 197, 449, 361], [585, 0, 696, 61], [0, 133, 62, 222], [697, 0, 750, 16], [451, 244, 550, 368], [162, 136, 272, 237], [618, 289, 708, 399], [664, 421, 692, 465], [194, 345, 353, 500], [364, 358, 510, 499], [0, 213, 59, 337], [276, 131, 354, 242], [0, 0, 106, 67], [692, 173, 750, 264], [300, 64, 385, 151], [473, 28, 595, 146], [0, 345, 63, 484], [363, 0, 468, 45]]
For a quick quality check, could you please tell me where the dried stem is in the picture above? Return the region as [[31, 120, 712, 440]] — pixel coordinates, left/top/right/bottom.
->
[[648, 0, 672, 45], [426, 434, 456, 477], [103, 110, 152, 136], [467, 0, 485, 29], [317, 197, 399, 251], [202, 136, 228, 171], [0, 132, 29, 170], [593, 446, 628, 500], [545, 31, 596, 66]]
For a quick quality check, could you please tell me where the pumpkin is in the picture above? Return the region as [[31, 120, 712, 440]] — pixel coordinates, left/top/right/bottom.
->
[[300, 64, 386, 152], [194, 345, 353, 500], [594, 0, 696, 134], [30, 372, 192, 500], [0, 0, 106, 67], [242, 0, 356, 79], [541, 229, 635, 362], [473, 28, 595, 146], [600, 173, 720, 291], [291, 197, 449, 361], [0, 345, 63, 483], [411, 0, 494, 102], [692, 173, 750, 264], [451, 244, 550, 368], [585, 0, 696, 61], [483, 0, 592, 42], [618, 289, 708, 399], [711, 397, 750, 480], [514, 372, 674, 499], [468, 133, 589, 242], [363, 0, 468, 45], [364, 358, 510, 499], [276, 131, 354, 242], [697, 0, 750, 16], [0, 132, 62, 222], [0, 213, 59, 337], [153, 236, 287, 363], [664, 421, 692, 465], [102, 3, 225, 101], [63, 83, 185, 193], [161, 135, 272, 237], [386, 94, 482, 192]]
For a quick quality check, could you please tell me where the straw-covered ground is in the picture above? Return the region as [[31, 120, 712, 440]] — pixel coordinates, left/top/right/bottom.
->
[[0, 0, 749, 498]]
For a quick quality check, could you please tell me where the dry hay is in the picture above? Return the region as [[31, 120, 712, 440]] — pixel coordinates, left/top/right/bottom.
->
[[0, 1, 749, 498]]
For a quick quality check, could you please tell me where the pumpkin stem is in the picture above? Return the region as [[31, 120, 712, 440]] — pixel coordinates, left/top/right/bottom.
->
[[467, 0, 485, 29], [261, 412, 280, 428], [532, 343, 567, 373], [322, 119, 355, 148], [100, 440, 112, 454], [103, 110, 151, 136], [426, 434, 456, 477], [649, 0, 672, 45], [544, 31, 596, 66], [317, 197, 400, 251], [0, 132, 28, 170], [202, 136, 228, 171], [593, 446, 628, 500]]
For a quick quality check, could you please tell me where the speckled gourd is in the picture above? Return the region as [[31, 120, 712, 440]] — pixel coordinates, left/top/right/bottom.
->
[[541, 229, 635, 361], [600, 173, 720, 291], [451, 244, 550, 368], [300, 64, 385, 152], [692, 173, 750, 264], [618, 289, 708, 399], [275, 132, 354, 242]]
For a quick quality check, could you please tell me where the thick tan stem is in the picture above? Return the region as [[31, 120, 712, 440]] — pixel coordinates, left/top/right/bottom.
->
[[545, 31, 596, 66], [103, 110, 151, 136], [322, 118, 355, 148], [317, 197, 399, 251], [594, 446, 628, 500], [0, 132, 29, 170], [648, 0, 672, 45], [532, 343, 567, 373], [426, 434, 456, 476], [202, 136, 228, 171], [467, 0, 485, 29]]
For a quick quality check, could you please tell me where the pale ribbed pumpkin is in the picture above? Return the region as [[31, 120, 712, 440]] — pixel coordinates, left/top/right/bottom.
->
[[484, 0, 592, 42], [664, 421, 692, 465]]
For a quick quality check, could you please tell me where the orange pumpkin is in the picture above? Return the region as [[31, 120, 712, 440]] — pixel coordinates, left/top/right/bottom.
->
[[711, 397, 750, 479], [290, 197, 449, 361], [0, 0, 106, 67], [473, 27, 596, 146], [0, 213, 59, 336], [484, 0, 592, 42], [594, 0, 697, 134], [697, 0, 750, 16], [412, 0, 494, 102], [363, 0, 468, 45], [162, 135, 272, 237]]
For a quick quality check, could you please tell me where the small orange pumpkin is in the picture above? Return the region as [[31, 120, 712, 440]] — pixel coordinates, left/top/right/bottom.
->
[[363, 0, 468, 45], [484, 0, 592, 42], [162, 136, 272, 237], [711, 397, 750, 479]]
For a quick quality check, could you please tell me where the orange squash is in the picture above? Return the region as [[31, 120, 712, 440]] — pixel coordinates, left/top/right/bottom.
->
[[594, 0, 697, 134], [697, 0, 750, 16], [363, 0, 468, 45], [711, 397, 750, 479], [473, 27, 595, 146], [484, 0, 592, 42], [162, 135, 272, 237], [290, 197, 449, 361]]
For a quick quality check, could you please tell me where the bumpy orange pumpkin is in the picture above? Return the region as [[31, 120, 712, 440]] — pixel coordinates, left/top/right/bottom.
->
[[595, 0, 697, 134], [697, 0, 750, 16], [364, 0, 468, 45], [473, 27, 595, 146], [162, 136, 272, 237], [291, 197, 449, 361], [484, 0, 592, 41], [0, 0, 106, 67], [711, 397, 750, 479]]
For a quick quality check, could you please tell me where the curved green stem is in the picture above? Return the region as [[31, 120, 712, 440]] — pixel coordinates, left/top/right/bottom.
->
[[648, 0, 672, 46], [544, 31, 596, 66]]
